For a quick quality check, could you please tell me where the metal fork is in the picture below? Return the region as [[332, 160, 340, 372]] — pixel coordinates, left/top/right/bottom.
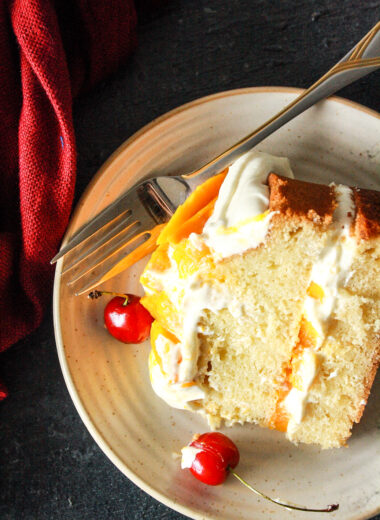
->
[[52, 22, 380, 295]]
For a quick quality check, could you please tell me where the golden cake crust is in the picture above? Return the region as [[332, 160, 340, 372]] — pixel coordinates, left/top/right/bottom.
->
[[353, 187, 380, 240], [268, 174, 380, 241], [268, 174, 336, 226]]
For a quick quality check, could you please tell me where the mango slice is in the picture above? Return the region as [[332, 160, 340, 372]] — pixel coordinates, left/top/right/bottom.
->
[[296, 316, 318, 352], [171, 239, 214, 279], [141, 291, 182, 336], [157, 169, 228, 245], [168, 196, 218, 244]]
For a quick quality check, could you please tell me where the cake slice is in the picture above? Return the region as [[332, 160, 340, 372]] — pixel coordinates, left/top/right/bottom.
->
[[140, 151, 380, 449]]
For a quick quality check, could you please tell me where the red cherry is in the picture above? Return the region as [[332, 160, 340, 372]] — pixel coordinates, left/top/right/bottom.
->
[[186, 432, 239, 485], [103, 294, 153, 343], [182, 432, 339, 513]]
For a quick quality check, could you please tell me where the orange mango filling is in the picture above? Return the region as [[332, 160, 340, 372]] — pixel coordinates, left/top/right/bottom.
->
[[142, 169, 228, 359], [307, 281, 325, 302], [157, 169, 228, 245], [98, 168, 228, 293], [166, 197, 218, 244], [141, 292, 182, 337], [141, 239, 216, 332], [171, 240, 215, 279], [145, 243, 171, 273], [269, 316, 318, 432], [296, 316, 319, 352]]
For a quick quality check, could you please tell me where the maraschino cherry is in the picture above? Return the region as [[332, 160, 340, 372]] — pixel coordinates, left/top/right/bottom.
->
[[183, 432, 239, 485], [89, 290, 153, 343], [182, 432, 339, 513]]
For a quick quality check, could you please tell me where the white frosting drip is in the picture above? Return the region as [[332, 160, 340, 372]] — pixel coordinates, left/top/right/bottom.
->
[[284, 349, 321, 426], [146, 244, 233, 387], [205, 151, 294, 228], [203, 151, 294, 258], [149, 350, 205, 409], [303, 184, 356, 345], [180, 277, 230, 382]]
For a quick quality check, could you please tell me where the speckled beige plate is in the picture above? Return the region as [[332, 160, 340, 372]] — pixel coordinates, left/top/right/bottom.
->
[[54, 88, 380, 520]]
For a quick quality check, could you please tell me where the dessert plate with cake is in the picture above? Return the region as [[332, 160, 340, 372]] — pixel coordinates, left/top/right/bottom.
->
[[54, 88, 380, 519]]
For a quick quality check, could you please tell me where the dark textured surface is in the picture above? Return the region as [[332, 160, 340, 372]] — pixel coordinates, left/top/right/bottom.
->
[[1, 1, 379, 519]]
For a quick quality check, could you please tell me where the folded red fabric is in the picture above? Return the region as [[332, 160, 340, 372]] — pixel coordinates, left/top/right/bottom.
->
[[0, 0, 138, 398]]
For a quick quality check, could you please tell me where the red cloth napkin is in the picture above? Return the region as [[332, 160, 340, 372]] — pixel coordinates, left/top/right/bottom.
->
[[0, 0, 138, 399]]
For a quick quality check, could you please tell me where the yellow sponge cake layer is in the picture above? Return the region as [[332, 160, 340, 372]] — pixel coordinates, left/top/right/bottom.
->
[[140, 151, 380, 449]]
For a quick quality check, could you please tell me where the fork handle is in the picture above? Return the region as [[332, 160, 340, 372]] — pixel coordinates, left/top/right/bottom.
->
[[182, 22, 380, 189]]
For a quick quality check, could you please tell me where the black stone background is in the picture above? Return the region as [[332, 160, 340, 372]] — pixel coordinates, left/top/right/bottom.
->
[[1, 1, 380, 519]]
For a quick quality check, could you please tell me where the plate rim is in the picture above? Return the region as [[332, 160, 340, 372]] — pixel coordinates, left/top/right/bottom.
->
[[53, 86, 380, 520]]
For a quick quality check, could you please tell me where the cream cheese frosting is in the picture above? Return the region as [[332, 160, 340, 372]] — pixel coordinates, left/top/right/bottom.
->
[[202, 151, 294, 258], [284, 349, 322, 431], [149, 350, 205, 409]]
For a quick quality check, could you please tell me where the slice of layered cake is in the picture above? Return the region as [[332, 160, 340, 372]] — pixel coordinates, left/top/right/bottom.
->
[[140, 151, 380, 449]]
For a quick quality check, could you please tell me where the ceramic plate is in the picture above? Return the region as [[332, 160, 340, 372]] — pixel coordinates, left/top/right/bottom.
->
[[54, 88, 380, 520]]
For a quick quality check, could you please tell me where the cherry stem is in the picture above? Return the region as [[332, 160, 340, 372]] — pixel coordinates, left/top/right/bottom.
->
[[88, 290, 129, 305], [228, 469, 339, 513]]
